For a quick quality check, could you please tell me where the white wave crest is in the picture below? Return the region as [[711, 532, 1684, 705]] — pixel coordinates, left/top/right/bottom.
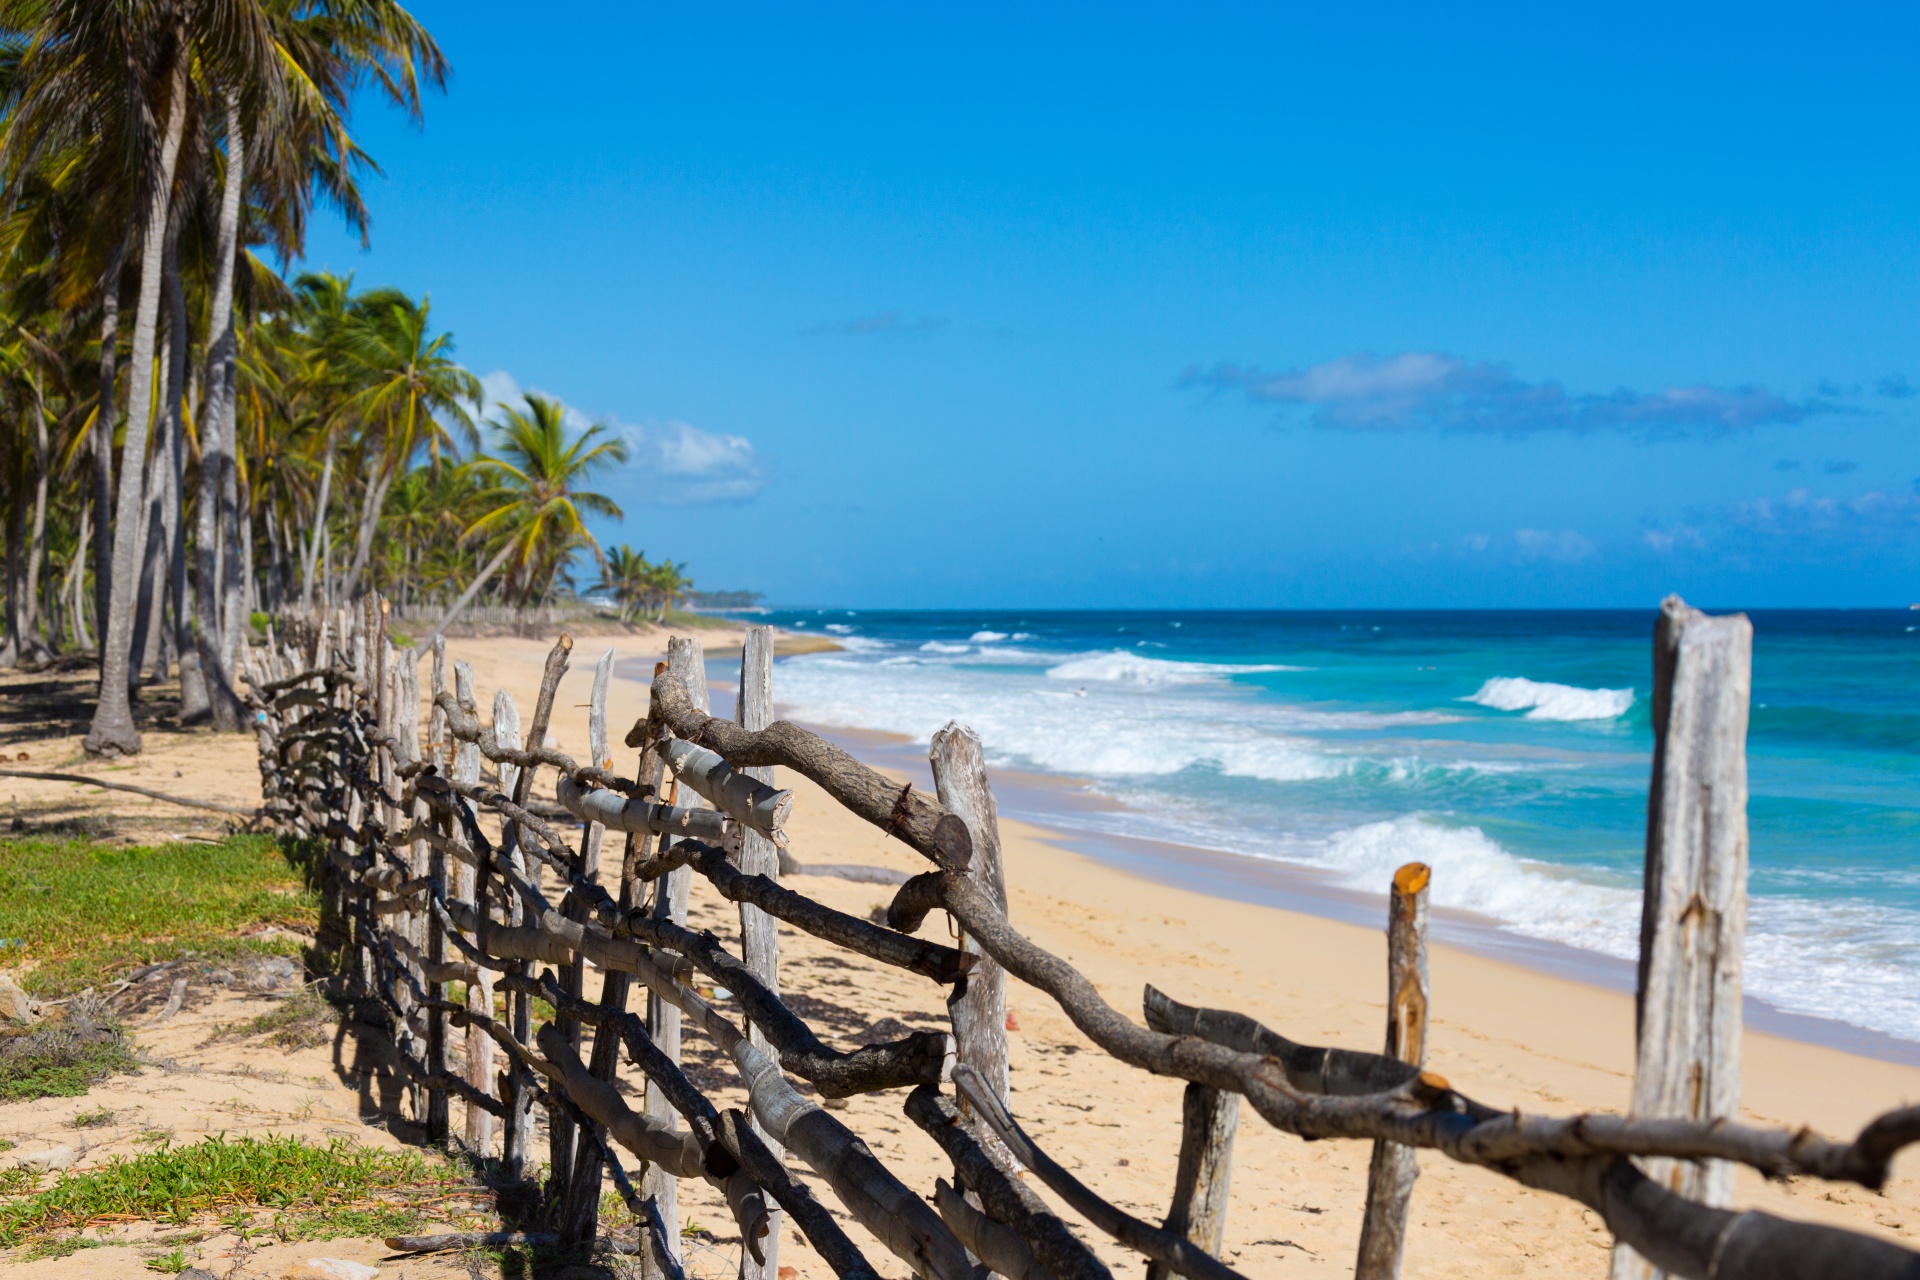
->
[[1467, 677, 1634, 721], [1304, 816, 1920, 1042], [1045, 650, 1301, 686], [825, 623, 856, 635], [970, 630, 1009, 642], [920, 641, 971, 655], [1012, 632, 1038, 640], [1307, 816, 1641, 957], [832, 635, 889, 653]]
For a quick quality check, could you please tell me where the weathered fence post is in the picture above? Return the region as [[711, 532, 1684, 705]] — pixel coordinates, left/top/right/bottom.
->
[[452, 659, 494, 1158], [1354, 861, 1431, 1280], [492, 685, 532, 1179], [929, 724, 1010, 1156], [735, 625, 784, 1280], [397, 644, 449, 1142], [558, 647, 615, 1246], [1610, 596, 1752, 1280], [1146, 1084, 1239, 1280], [515, 635, 574, 1193], [643, 637, 707, 1274]]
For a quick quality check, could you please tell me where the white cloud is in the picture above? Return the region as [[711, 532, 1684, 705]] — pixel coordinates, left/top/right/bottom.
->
[[1513, 528, 1597, 563], [616, 419, 765, 503], [1189, 351, 1822, 437], [1641, 525, 1707, 554], [476, 369, 766, 504]]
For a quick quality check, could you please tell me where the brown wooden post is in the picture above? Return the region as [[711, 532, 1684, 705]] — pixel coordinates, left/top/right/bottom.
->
[[735, 625, 783, 1280], [929, 723, 1011, 1164], [1354, 860, 1431, 1280], [1610, 596, 1752, 1280]]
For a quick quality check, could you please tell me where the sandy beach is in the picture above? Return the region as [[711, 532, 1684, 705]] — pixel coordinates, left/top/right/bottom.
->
[[2, 629, 1915, 1277]]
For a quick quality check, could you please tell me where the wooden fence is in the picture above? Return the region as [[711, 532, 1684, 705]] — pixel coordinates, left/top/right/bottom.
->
[[241, 594, 1920, 1280]]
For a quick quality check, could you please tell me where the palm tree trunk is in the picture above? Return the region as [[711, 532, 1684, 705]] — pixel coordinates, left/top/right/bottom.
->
[[87, 53, 189, 757], [428, 538, 517, 643], [92, 240, 125, 640], [66, 499, 93, 651], [166, 246, 209, 722], [196, 90, 246, 729], [129, 386, 167, 684], [342, 455, 391, 600], [300, 443, 334, 610], [2, 452, 21, 667], [19, 373, 51, 662]]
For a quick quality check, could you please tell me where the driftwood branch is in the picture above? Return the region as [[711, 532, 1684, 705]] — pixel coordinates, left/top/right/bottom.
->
[[933, 1179, 1055, 1280], [556, 775, 729, 841], [717, 1109, 885, 1280], [621, 906, 954, 1096], [633, 671, 973, 871], [907, 1085, 1112, 1280], [0, 767, 259, 816], [952, 1065, 1249, 1280], [661, 736, 794, 844], [640, 838, 975, 983]]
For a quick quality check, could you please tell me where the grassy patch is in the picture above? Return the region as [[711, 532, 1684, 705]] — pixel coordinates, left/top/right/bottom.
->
[[0, 1167, 40, 1197], [0, 834, 318, 997], [0, 1134, 463, 1248], [0, 1008, 138, 1102], [207, 988, 336, 1051], [145, 1245, 187, 1271], [662, 607, 731, 630], [70, 1105, 114, 1128], [271, 1202, 431, 1242], [17, 1231, 111, 1261]]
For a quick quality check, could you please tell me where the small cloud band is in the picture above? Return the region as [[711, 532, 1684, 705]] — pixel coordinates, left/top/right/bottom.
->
[[1188, 351, 1825, 438]]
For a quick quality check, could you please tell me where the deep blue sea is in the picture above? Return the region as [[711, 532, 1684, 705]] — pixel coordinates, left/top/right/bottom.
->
[[742, 608, 1920, 1044]]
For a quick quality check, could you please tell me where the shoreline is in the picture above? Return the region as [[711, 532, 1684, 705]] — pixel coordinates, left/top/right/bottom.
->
[[708, 678, 1920, 1069]]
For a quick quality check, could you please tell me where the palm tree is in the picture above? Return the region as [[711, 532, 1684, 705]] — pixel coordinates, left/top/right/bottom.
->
[[428, 393, 627, 642], [597, 543, 653, 624], [646, 558, 692, 623], [332, 288, 477, 600]]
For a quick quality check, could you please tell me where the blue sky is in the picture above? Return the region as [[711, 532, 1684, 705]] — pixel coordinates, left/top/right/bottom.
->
[[307, 1, 1920, 608]]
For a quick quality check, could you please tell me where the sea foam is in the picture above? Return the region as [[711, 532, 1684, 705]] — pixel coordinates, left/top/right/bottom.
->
[[1306, 816, 1641, 958], [1468, 676, 1634, 721], [1046, 650, 1300, 686]]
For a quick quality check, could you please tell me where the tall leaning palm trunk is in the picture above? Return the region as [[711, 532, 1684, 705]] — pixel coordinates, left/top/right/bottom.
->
[[19, 372, 52, 663], [193, 90, 246, 730], [166, 239, 210, 720], [85, 55, 189, 758], [91, 243, 125, 642]]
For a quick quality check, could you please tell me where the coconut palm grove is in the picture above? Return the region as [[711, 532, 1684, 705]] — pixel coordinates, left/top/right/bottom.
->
[[0, 1, 684, 756]]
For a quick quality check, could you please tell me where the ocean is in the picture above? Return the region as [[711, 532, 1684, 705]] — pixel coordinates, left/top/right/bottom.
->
[[736, 608, 1920, 1050]]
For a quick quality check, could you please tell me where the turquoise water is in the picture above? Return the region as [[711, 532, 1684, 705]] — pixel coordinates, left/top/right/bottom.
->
[[748, 608, 1920, 1043]]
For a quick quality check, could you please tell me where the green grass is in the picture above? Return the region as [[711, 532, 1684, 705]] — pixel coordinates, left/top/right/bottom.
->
[[0, 1134, 461, 1247], [0, 1167, 40, 1197], [662, 607, 732, 630], [145, 1245, 187, 1271], [207, 988, 337, 1050], [70, 1105, 114, 1128], [0, 1009, 138, 1101], [0, 834, 319, 997]]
